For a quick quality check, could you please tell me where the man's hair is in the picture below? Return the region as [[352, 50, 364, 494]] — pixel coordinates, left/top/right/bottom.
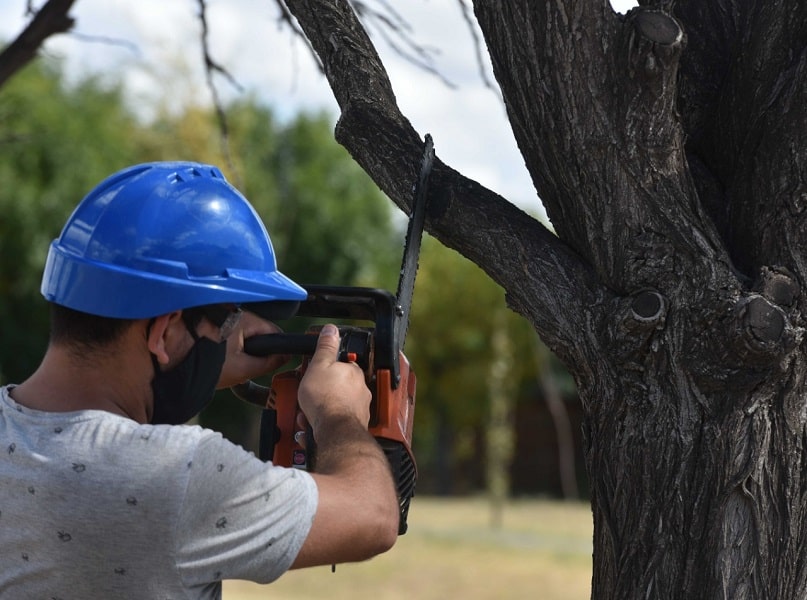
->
[[49, 304, 135, 354]]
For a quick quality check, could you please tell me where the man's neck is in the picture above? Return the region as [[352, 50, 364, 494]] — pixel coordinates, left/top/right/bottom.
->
[[9, 343, 152, 423]]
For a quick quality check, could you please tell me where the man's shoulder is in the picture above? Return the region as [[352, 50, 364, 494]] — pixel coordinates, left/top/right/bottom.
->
[[95, 419, 244, 467]]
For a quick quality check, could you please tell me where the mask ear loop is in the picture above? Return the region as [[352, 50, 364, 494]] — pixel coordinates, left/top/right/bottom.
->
[[145, 315, 199, 380], [181, 310, 202, 342], [146, 314, 199, 344]]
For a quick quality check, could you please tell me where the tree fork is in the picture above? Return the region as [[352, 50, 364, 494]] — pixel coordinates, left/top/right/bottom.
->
[[285, 0, 608, 367]]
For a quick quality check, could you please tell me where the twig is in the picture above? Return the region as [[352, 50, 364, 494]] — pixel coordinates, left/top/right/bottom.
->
[[196, 0, 243, 185], [456, 0, 496, 91]]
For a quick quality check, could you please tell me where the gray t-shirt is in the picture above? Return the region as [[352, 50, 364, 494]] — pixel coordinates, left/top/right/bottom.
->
[[0, 385, 318, 599]]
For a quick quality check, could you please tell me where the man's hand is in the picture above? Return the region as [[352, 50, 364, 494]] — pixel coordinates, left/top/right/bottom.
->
[[297, 324, 371, 434], [290, 324, 399, 568], [216, 311, 290, 389]]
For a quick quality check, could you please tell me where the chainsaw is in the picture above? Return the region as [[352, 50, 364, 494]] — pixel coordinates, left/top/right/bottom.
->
[[234, 134, 434, 535]]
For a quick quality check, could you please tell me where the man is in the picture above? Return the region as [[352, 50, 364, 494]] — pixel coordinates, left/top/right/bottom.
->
[[0, 162, 399, 598]]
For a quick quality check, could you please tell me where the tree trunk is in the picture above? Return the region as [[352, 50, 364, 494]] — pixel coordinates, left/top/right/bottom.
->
[[280, 1, 807, 597]]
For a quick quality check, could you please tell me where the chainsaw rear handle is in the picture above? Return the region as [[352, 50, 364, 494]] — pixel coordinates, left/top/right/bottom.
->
[[244, 328, 374, 373], [275, 285, 402, 387], [244, 333, 316, 357]]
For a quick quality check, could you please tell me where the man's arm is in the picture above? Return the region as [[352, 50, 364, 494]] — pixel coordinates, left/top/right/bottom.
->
[[290, 324, 400, 568]]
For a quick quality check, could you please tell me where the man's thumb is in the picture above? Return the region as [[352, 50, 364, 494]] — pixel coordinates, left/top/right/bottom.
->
[[312, 324, 340, 361]]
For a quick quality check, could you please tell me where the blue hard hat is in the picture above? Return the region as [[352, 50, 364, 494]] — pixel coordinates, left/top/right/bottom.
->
[[41, 161, 307, 319]]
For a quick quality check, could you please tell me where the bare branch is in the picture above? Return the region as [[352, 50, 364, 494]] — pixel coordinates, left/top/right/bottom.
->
[[67, 32, 140, 56], [274, 0, 504, 104], [457, 0, 496, 91], [275, 0, 324, 72], [0, 0, 77, 89], [196, 0, 244, 185], [353, 0, 456, 88]]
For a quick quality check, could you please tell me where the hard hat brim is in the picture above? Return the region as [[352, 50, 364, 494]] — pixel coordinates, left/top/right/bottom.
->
[[42, 242, 307, 319]]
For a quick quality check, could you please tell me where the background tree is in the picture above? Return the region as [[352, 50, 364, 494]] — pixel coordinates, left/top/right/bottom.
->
[[0, 60, 137, 381], [406, 237, 541, 496], [0, 45, 568, 503], [533, 337, 580, 501], [485, 303, 517, 528]]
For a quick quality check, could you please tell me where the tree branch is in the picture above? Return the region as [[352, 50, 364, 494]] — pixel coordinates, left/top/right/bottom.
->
[[0, 0, 77, 89], [283, 0, 606, 368], [196, 0, 243, 186]]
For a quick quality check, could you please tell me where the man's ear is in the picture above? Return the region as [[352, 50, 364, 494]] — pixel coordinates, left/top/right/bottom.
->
[[146, 311, 182, 366]]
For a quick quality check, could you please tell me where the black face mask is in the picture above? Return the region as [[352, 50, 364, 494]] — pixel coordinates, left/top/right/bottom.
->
[[150, 337, 227, 425]]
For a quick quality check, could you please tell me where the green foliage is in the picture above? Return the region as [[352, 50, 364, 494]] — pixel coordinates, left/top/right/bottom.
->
[[0, 57, 573, 498], [0, 60, 139, 382], [405, 237, 556, 493], [406, 238, 528, 424], [0, 59, 399, 390], [227, 102, 401, 288]]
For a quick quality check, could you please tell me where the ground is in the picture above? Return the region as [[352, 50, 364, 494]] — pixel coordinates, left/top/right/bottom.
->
[[224, 496, 593, 599]]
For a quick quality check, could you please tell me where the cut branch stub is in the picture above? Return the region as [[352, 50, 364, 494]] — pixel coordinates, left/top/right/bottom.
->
[[687, 291, 802, 394], [625, 9, 684, 84], [744, 296, 784, 343], [631, 289, 666, 322], [622, 8, 685, 161], [755, 266, 800, 309], [632, 10, 683, 47], [618, 288, 667, 337], [607, 289, 667, 381], [609, 288, 667, 332], [731, 295, 798, 365]]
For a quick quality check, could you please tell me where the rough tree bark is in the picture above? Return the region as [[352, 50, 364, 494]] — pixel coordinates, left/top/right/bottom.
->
[[283, 0, 807, 598]]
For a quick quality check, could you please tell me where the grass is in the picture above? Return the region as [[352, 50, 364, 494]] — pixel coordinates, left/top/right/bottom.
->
[[223, 496, 593, 600]]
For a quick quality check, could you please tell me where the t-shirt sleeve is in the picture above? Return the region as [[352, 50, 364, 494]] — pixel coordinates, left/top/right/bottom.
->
[[174, 431, 318, 586]]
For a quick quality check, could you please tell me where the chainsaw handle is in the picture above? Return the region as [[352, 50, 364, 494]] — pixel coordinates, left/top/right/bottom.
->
[[244, 333, 317, 357], [231, 334, 317, 408], [244, 329, 373, 372]]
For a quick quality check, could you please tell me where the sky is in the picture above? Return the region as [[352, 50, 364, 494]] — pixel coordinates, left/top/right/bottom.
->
[[0, 0, 639, 218]]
